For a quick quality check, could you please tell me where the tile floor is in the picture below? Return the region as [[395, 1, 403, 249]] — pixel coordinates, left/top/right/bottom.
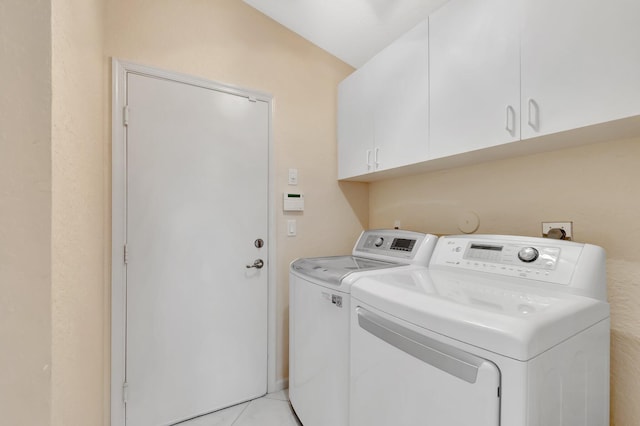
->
[[176, 390, 301, 426]]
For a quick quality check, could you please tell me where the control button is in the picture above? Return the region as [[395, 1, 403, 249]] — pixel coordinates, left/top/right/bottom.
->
[[518, 304, 535, 315], [374, 237, 384, 247], [518, 247, 539, 263]]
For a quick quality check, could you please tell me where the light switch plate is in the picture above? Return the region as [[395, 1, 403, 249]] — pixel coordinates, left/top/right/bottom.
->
[[287, 219, 297, 237], [288, 168, 298, 185]]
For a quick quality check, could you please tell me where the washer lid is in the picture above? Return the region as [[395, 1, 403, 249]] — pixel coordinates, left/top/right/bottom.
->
[[351, 268, 610, 361], [291, 255, 397, 286]]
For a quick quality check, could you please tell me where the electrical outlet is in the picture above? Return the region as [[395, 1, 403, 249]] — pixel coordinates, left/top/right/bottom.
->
[[542, 222, 573, 240]]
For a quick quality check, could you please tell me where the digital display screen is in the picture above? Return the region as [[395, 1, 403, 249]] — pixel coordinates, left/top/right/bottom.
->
[[390, 238, 415, 251], [470, 244, 503, 251]]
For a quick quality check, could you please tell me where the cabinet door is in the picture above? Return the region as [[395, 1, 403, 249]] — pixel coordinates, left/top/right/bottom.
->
[[338, 67, 374, 179], [521, 0, 640, 139], [370, 19, 429, 171], [429, 0, 521, 159]]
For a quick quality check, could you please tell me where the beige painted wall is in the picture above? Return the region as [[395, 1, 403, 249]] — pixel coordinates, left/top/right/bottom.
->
[[26, 1, 638, 424], [104, 0, 365, 405], [51, 0, 106, 425], [42, 1, 365, 424], [0, 1, 52, 425], [369, 137, 640, 425]]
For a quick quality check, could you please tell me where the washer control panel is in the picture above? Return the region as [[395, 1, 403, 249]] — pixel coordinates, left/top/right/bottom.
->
[[360, 234, 418, 255], [353, 229, 437, 265], [431, 236, 584, 285]]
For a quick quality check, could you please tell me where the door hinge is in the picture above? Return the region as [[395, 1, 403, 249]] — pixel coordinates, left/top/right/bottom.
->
[[123, 105, 130, 126], [124, 244, 129, 264], [123, 382, 129, 403]]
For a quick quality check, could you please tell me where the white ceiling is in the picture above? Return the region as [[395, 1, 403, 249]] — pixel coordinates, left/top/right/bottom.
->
[[243, 0, 449, 68]]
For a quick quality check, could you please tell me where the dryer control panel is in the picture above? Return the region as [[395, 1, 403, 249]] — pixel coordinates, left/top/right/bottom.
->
[[430, 235, 586, 286], [465, 243, 560, 271]]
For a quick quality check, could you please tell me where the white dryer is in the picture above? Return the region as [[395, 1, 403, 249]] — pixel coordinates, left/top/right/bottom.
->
[[350, 235, 610, 426], [289, 229, 438, 426]]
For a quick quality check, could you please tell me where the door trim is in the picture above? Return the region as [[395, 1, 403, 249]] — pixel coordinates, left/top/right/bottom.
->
[[110, 59, 276, 426]]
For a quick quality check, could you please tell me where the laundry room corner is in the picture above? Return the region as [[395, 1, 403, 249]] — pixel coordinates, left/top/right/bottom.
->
[[368, 136, 640, 425], [50, 0, 107, 425]]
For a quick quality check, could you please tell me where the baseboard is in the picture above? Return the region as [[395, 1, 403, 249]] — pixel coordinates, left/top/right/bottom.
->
[[272, 377, 288, 392]]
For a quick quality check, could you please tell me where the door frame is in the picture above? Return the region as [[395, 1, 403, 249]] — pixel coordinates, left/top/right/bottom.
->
[[110, 59, 277, 426]]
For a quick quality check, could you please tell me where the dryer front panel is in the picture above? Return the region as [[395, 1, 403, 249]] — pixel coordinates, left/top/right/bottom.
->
[[350, 301, 501, 426]]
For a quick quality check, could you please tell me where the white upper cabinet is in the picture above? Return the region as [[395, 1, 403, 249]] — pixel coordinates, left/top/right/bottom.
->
[[338, 66, 373, 179], [429, 0, 521, 159], [338, 0, 640, 181], [338, 19, 429, 180], [521, 0, 640, 139], [369, 20, 429, 172]]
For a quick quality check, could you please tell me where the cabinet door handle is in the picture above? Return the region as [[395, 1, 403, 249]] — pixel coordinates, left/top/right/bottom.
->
[[505, 105, 516, 136], [527, 98, 540, 131], [374, 147, 380, 169], [366, 149, 372, 171]]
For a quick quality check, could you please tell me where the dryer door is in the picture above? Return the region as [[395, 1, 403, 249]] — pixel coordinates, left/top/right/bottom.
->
[[350, 303, 501, 426]]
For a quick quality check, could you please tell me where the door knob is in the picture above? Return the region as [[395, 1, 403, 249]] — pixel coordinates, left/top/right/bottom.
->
[[246, 259, 264, 269]]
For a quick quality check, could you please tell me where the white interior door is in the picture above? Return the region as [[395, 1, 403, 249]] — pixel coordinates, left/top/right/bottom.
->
[[125, 72, 269, 426]]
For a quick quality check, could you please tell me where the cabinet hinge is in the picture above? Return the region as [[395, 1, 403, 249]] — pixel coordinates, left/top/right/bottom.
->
[[123, 382, 129, 403], [124, 244, 129, 264], [248, 96, 257, 103], [123, 105, 130, 126]]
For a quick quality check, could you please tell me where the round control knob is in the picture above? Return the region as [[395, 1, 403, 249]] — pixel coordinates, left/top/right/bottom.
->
[[374, 237, 384, 247], [518, 247, 539, 263]]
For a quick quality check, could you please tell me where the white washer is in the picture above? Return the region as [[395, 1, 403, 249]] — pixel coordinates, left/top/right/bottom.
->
[[350, 234, 610, 426], [289, 229, 438, 426]]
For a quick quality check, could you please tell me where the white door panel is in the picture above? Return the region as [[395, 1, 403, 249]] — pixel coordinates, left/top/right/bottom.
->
[[338, 67, 374, 179], [370, 19, 429, 171], [429, 0, 520, 158], [521, 0, 640, 138], [126, 73, 268, 426]]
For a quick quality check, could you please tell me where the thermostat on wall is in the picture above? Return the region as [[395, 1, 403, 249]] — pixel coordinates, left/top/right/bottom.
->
[[284, 193, 304, 211]]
